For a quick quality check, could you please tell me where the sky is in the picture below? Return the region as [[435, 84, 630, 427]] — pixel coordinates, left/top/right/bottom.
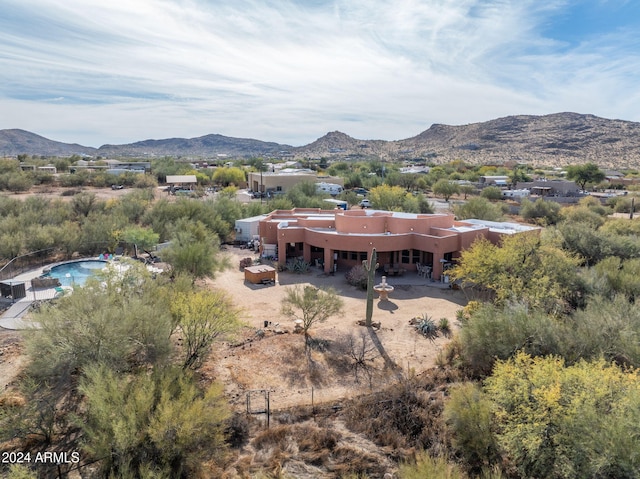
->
[[1, 0, 640, 148]]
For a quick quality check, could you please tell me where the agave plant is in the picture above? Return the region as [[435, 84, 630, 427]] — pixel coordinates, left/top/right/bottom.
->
[[415, 314, 439, 341]]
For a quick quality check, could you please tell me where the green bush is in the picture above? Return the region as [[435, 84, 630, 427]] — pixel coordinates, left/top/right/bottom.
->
[[520, 198, 561, 225]]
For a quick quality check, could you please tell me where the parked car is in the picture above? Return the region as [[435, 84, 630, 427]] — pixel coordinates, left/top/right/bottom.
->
[[111, 184, 124, 190], [359, 199, 371, 208], [353, 187, 368, 196]]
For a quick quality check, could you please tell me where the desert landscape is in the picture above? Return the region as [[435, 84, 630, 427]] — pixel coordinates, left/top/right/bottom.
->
[[203, 247, 466, 413]]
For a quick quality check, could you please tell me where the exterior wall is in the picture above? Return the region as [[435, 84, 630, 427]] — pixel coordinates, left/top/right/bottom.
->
[[248, 172, 344, 193], [235, 216, 266, 242], [256, 208, 535, 278], [517, 180, 579, 195]]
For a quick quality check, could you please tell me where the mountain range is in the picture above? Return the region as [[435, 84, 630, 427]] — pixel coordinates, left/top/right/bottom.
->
[[2, 112, 640, 168]]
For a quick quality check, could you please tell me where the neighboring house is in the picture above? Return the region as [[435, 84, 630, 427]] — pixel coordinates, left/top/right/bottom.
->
[[247, 170, 343, 194], [479, 175, 510, 186], [256, 208, 539, 280], [166, 175, 197, 192], [70, 160, 151, 174], [516, 179, 580, 196], [106, 160, 151, 173]]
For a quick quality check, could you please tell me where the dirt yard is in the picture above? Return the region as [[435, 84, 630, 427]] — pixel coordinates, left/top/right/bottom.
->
[[0, 184, 146, 201], [203, 247, 467, 411]]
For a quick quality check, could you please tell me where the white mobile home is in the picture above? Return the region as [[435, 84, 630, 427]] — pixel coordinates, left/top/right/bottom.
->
[[316, 182, 343, 196], [235, 215, 267, 243]]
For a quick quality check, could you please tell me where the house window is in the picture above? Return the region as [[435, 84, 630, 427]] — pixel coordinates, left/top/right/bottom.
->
[[340, 251, 348, 260], [360, 252, 367, 261], [401, 249, 411, 264], [350, 252, 358, 260], [276, 186, 282, 191], [412, 250, 420, 264]]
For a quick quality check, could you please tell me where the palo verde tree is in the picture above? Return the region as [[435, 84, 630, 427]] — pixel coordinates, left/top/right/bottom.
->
[[432, 179, 460, 202], [449, 233, 581, 313], [484, 353, 640, 479], [27, 262, 173, 382], [170, 289, 242, 369], [281, 285, 344, 348], [368, 184, 407, 210], [161, 218, 228, 278], [79, 365, 230, 478]]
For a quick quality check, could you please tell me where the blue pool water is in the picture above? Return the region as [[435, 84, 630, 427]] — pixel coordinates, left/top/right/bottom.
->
[[43, 260, 107, 286]]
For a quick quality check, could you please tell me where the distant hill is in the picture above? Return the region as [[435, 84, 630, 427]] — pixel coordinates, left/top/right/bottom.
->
[[0, 129, 95, 157], [295, 113, 640, 168], [392, 113, 640, 167], [3, 113, 640, 167], [97, 133, 292, 158]]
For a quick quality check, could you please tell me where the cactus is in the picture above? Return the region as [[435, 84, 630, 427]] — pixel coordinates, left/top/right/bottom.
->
[[362, 248, 378, 327]]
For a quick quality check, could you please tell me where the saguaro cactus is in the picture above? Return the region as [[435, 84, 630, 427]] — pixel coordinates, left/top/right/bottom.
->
[[363, 248, 378, 327]]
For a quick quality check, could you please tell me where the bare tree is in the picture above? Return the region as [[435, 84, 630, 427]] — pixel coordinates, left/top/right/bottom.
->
[[347, 331, 379, 388]]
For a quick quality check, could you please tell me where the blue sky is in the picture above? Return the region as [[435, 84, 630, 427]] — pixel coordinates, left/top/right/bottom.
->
[[1, 0, 639, 147]]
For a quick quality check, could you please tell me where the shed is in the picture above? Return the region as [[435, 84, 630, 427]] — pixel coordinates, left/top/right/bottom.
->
[[166, 175, 197, 185], [0, 281, 26, 300], [235, 215, 267, 243], [244, 265, 276, 284]]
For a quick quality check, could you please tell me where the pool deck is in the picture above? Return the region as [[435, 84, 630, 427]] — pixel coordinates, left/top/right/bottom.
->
[[0, 265, 57, 330], [1, 258, 162, 330]]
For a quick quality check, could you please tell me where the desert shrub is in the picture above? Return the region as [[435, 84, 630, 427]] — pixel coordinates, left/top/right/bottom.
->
[[444, 383, 499, 472], [457, 302, 564, 377], [454, 197, 504, 221], [345, 264, 368, 290], [520, 198, 562, 225], [485, 353, 640, 479], [330, 444, 389, 477], [438, 317, 451, 337], [239, 257, 253, 269], [79, 365, 230, 478], [226, 412, 250, 449], [1, 172, 33, 192], [343, 370, 459, 454], [5, 465, 37, 479], [480, 186, 502, 201], [398, 452, 469, 479]]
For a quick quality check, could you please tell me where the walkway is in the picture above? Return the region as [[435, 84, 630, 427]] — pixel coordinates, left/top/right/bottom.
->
[[0, 266, 60, 330]]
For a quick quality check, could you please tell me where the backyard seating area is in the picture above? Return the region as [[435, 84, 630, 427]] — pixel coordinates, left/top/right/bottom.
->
[[383, 264, 406, 276], [415, 262, 432, 279]]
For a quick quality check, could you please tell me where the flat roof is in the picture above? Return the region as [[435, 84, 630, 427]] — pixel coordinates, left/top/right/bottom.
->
[[236, 215, 268, 222], [166, 175, 197, 183], [461, 218, 540, 234]]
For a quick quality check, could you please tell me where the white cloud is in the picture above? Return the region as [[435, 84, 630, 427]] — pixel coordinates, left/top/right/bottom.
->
[[1, 0, 639, 146]]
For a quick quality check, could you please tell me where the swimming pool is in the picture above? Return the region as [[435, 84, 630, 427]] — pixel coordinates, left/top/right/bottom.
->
[[42, 260, 107, 287]]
